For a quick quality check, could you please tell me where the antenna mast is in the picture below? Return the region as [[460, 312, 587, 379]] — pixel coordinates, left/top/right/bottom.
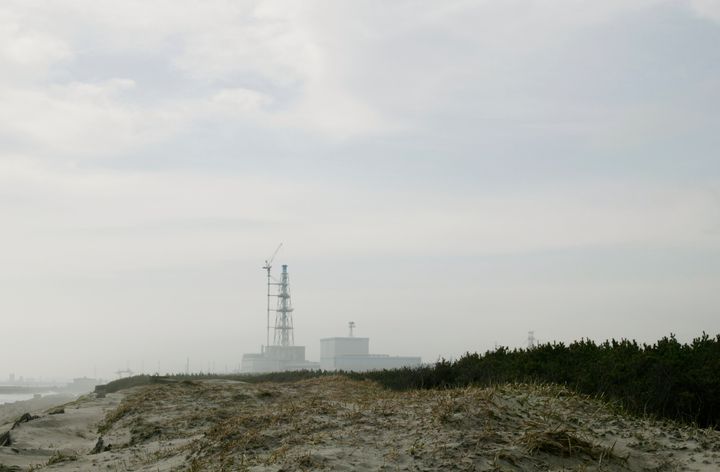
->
[[262, 243, 282, 348], [527, 331, 536, 350]]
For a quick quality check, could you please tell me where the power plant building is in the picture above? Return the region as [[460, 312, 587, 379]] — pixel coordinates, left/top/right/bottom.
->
[[240, 251, 421, 373], [320, 335, 421, 372], [241, 346, 317, 373], [241, 261, 319, 373]]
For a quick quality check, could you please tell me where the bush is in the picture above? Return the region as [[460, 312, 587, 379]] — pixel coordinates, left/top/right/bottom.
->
[[350, 333, 720, 428]]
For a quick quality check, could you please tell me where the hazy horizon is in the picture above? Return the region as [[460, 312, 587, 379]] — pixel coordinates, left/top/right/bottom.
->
[[2, 0, 720, 381]]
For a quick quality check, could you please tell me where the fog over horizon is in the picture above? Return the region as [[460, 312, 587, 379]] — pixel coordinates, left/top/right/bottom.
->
[[1, 0, 720, 381]]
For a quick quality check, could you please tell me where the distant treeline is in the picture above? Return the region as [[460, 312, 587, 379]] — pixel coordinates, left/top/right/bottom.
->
[[96, 333, 720, 428], [350, 333, 720, 428]]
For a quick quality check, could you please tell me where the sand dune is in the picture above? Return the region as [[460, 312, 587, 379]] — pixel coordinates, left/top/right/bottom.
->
[[1, 377, 719, 471]]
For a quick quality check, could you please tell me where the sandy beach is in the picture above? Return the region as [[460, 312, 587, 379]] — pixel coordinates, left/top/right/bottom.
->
[[0, 377, 719, 471]]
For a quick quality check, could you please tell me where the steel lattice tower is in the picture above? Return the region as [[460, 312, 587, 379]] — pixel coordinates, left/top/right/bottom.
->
[[273, 264, 294, 346]]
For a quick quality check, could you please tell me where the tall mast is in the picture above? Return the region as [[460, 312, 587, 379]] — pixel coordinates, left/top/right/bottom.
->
[[262, 243, 282, 348], [274, 264, 294, 346]]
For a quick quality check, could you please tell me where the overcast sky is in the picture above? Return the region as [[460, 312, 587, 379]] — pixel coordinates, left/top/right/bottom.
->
[[2, 0, 720, 381]]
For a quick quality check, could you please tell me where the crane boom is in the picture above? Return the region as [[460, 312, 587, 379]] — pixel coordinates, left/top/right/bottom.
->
[[262, 243, 283, 348], [265, 243, 283, 269]]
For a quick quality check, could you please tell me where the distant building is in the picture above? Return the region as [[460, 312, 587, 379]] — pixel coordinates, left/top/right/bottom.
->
[[66, 377, 101, 393], [241, 264, 320, 373], [320, 335, 421, 372], [241, 346, 319, 373], [240, 261, 419, 374]]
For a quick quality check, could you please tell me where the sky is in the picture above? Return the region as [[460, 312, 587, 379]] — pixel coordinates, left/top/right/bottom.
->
[[1, 0, 719, 381]]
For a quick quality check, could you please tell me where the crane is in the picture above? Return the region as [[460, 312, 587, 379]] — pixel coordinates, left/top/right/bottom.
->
[[262, 243, 283, 276], [262, 243, 283, 348]]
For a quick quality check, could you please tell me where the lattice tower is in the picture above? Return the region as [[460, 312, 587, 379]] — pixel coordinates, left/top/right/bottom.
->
[[273, 264, 294, 346]]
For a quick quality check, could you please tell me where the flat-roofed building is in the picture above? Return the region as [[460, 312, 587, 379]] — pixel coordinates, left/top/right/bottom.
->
[[320, 336, 421, 372], [241, 345, 319, 373]]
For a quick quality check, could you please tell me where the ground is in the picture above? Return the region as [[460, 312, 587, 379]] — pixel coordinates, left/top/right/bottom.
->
[[1, 376, 719, 471]]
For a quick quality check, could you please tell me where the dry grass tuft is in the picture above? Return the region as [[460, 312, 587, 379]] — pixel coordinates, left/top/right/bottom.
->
[[522, 428, 599, 457], [46, 450, 78, 465], [97, 400, 134, 434]]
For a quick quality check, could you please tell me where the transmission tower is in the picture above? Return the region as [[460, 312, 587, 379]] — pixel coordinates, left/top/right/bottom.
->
[[527, 331, 536, 349], [273, 264, 294, 346]]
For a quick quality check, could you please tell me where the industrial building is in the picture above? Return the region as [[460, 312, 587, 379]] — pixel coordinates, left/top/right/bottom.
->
[[241, 345, 317, 373], [241, 247, 318, 373], [320, 322, 422, 372], [241, 246, 420, 373]]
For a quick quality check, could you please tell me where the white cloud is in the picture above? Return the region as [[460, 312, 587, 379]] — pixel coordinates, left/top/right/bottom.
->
[[3, 0, 704, 144], [1, 155, 717, 278], [211, 87, 273, 112], [0, 0, 420, 139], [0, 6, 71, 79], [690, 0, 720, 23], [0, 79, 187, 156]]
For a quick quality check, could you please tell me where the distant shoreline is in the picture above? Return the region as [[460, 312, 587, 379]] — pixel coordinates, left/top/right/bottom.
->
[[0, 393, 37, 405], [0, 385, 60, 395], [0, 393, 75, 425]]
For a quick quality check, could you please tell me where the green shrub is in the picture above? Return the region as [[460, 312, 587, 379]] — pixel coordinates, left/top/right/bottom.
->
[[350, 333, 720, 428]]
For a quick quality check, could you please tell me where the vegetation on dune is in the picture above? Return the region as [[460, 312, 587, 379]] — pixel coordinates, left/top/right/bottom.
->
[[95, 332, 720, 428], [95, 375, 157, 394], [97, 377, 636, 470], [352, 332, 720, 428]]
